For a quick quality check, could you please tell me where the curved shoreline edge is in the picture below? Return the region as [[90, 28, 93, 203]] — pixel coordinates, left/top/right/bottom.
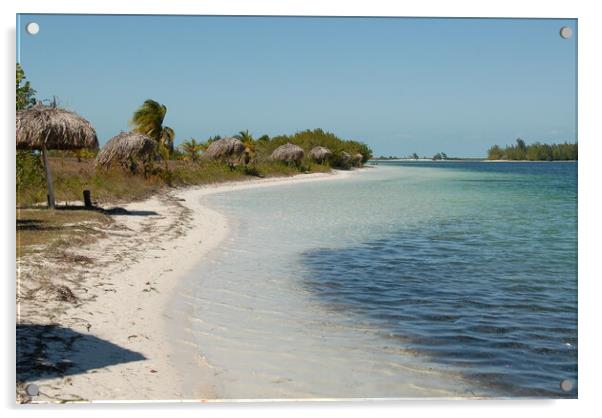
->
[[22, 169, 357, 402], [166, 169, 359, 401]]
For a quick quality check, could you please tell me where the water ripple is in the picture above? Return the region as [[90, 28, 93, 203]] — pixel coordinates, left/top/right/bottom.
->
[[301, 216, 577, 398]]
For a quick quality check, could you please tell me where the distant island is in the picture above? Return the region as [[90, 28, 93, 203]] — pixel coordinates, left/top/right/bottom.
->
[[372, 139, 578, 162], [487, 138, 577, 161], [372, 152, 481, 161]]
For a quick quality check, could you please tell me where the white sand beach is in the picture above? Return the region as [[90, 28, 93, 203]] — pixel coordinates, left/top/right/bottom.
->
[[16, 170, 355, 402]]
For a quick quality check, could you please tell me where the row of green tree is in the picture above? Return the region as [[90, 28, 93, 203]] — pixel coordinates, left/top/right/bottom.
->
[[128, 100, 372, 167], [175, 128, 373, 168], [256, 128, 372, 166], [373, 152, 449, 160], [487, 138, 578, 161]]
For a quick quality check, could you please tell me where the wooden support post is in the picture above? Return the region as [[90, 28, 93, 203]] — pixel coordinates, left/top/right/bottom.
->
[[41, 146, 55, 209], [83, 190, 92, 208]]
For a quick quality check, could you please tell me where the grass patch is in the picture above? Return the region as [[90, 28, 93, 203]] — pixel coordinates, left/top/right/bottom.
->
[[17, 208, 112, 257], [16, 157, 335, 207]]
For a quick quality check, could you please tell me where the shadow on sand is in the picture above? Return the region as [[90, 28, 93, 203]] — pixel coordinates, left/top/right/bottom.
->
[[16, 219, 63, 231], [18, 204, 160, 217], [17, 324, 146, 382], [16, 207, 159, 232], [56, 205, 159, 217], [100, 207, 159, 216]]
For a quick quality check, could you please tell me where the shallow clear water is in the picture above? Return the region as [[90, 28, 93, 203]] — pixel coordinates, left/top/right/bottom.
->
[[184, 162, 577, 398]]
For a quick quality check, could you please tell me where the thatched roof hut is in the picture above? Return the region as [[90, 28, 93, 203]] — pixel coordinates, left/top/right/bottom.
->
[[96, 131, 157, 169], [16, 104, 98, 208], [16, 104, 98, 151], [340, 151, 351, 164], [202, 137, 246, 162], [352, 153, 364, 166], [271, 143, 305, 164], [309, 146, 333, 163]]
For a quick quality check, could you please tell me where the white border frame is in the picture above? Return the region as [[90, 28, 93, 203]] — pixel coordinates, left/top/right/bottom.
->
[[3, 1, 600, 417]]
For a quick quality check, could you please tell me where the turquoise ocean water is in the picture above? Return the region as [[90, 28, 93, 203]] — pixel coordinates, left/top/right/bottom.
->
[[184, 162, 577, 398]]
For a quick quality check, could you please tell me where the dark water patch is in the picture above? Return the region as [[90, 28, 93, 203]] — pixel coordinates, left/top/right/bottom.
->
[[374, 160, 577, 176], [300, 216, 577, 398]]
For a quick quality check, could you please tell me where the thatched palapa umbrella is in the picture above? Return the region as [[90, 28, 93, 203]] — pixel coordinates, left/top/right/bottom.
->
[[203, 137, 246, 164], [339, 151, 352, 165], [16, 104, 98, 208], [96, 131, 157, 170], [352, 153, 364, 166], [309, 146, 333, 163], [271, 143, 304, 165]]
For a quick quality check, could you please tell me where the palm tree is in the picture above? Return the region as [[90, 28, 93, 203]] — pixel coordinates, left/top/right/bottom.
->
[[131, 99, 176, 156], [160, 126, 175, 154], [235, 130, 256, 161], [180, 138, 205, 162]]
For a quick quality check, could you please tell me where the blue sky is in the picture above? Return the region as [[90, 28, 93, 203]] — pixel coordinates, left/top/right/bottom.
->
[[17, 15, 576, 157]]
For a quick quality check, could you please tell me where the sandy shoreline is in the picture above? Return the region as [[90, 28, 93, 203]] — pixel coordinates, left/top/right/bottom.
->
[[17, 169, 355, 402]]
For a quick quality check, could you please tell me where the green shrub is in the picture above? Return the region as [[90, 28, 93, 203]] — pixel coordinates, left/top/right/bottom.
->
[[16, 151, 46, 204], [254, 128, 372, 169]]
